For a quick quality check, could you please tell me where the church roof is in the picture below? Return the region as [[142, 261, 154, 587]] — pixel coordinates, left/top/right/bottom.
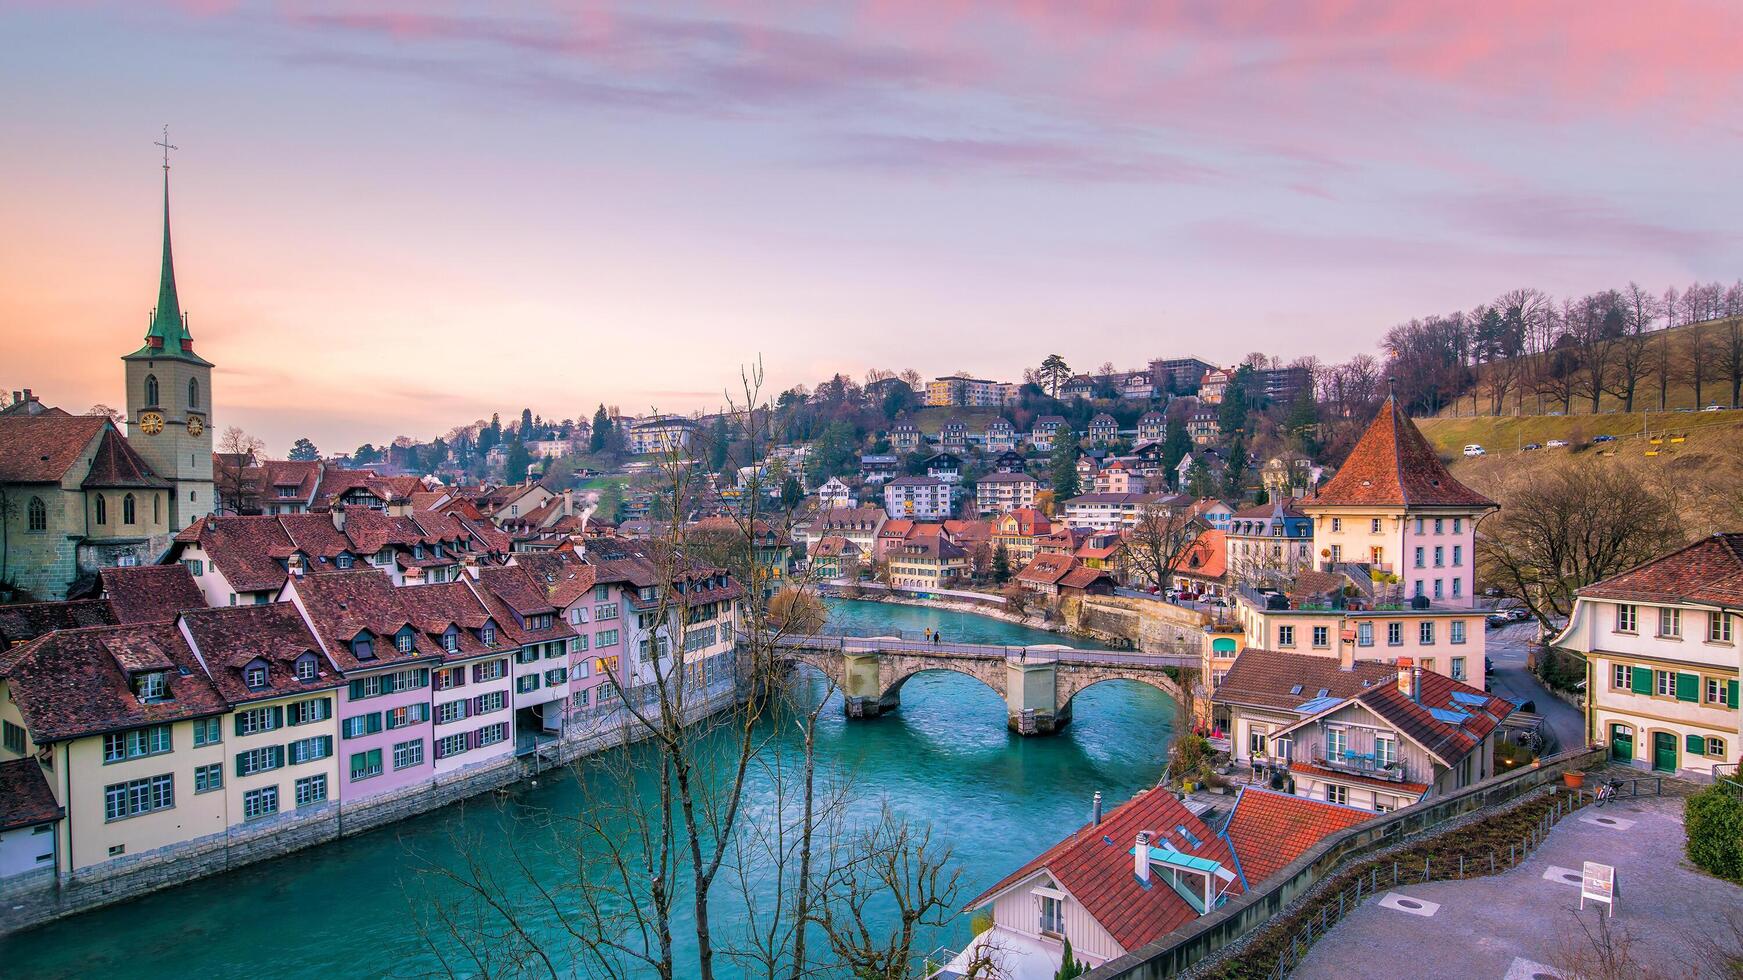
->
[[0, 413, 110, 484], [81, 426, 170, 489], [1310, 397, 1493, 509]]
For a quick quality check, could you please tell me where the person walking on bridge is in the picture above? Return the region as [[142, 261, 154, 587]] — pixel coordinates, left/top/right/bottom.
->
[[933, 630, 942, 647]]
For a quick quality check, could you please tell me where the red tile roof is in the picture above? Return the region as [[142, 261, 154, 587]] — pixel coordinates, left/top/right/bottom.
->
[[512, 551, 599, 608], [179, 603, 339, 703], [1311, 397, 1494, 509], [1017, 553, 1077, 586], [99, 565, 205, 623], [1354, 671, 1513, 765], [1576, 533, 1743, 606], [1211, 648, 1393, 712], [289, 570, 432, 672], [0, 623, 228, 742], [969, 788, 1242, 952], [1221, 787, 1373, 883], [0, 758, 61, 831], [0, 412, 108, 484], [1178, 529, 1227, 580], [81, 426, 170, 489], [0, 599, 117, 649], [174, 515, 296, 594]]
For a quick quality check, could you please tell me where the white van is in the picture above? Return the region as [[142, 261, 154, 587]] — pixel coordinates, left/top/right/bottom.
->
[[1463, 444, 1486, 457]]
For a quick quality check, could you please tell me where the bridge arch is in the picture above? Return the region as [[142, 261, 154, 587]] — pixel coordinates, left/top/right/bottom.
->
[[1055, 666, 1184, 717], [879, 658, 1007, 704]]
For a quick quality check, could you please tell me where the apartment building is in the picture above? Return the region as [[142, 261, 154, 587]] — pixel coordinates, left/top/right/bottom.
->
[[975, 471, 1039, 516], [884, 476, 952, 521]]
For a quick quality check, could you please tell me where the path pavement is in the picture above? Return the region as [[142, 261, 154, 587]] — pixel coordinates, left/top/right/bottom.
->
[[1485, 621, 1586, 753], [769, 632, 1196, 668], [1293, 794, 1742, 979]]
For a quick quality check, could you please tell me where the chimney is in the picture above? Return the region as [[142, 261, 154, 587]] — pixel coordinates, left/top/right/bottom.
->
[[331, 503, 347, 532], [1396, 658, 1414, 696], [1338, 634, 1355, 672], [1091, 791, 1103, 826], [1134, 831, 1152, 883], [288, 554, 305, 578], [1412, 664, 1422, 703]]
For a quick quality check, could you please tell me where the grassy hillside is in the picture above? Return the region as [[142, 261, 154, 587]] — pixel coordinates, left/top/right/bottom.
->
[[1417, 407, 1743, 459], [907, 406, 1004, 435]]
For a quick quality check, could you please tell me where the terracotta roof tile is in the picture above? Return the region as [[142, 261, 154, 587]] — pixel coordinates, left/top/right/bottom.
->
[[1577, 533, 1743, 606], [0, 413, 108, 483], [99, 565, 205, 623], [512, 551, 599, 608], [0, 600, 117, 649], [0, 623, 227, 742], [969, 788, 1242, 951], [1211, 648, 1394, 713], [1222, 787, 1372, 883], [179, 603, 340, 703], [81, 426, 170, 489], [1311, 397, 1493, 509], [0, 759, 61, 831], [1178, 529, 1227, 580]]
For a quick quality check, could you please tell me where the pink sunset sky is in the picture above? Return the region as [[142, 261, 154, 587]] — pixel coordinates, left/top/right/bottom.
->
[[3, 0, 1741, 453]]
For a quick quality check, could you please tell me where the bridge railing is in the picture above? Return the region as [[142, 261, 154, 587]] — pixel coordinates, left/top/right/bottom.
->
[[757, 630, 1198, 668]]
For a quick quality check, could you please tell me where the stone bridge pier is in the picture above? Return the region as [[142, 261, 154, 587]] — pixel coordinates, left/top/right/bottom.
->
[[780, 646, 1182, 737]]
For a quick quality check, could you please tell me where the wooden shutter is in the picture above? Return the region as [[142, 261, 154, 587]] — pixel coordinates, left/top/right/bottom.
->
[[272, 706, 285, 729], [1630, 667, 1652, 695], [235, 713, 247, 736], [1686, 733, 1705, 755], [1730, 680, 1739, 708], [273, 745, 286, 768], [1676, 673, 1699, 702]]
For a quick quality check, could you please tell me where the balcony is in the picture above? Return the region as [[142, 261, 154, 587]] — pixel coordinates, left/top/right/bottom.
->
[[1312, 751, 1408, 782]]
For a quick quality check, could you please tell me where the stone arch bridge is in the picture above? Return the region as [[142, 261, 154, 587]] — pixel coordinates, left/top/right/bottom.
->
[[769, 632, 1193, 735]]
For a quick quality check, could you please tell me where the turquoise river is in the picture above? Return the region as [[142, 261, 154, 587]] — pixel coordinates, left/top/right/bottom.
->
[[1, 598, 1177, 978]]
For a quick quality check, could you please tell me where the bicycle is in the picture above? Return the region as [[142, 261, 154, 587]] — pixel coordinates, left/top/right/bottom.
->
[[1594, 779, 1621, 806]]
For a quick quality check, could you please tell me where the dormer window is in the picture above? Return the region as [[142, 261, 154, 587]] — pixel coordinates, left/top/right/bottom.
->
[[481, 624, 497, 646], [336, 554, 354, 570], [295, 653, 319, 681], [244, 661, 269, 690], [442, 627, 459, 653], [352, 633, 376, 660], [414, 545, 425, 559], [134, 671, 168, 703], [395, 629, 415, 653]]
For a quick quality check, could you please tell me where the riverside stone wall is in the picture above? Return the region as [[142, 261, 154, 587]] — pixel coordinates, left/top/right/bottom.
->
[[0, 684, 745, 936]]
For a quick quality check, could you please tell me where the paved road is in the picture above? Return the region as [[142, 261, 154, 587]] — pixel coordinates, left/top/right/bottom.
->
[[1484, 621, 1586, 753], [1295, 794, 1741, 980]]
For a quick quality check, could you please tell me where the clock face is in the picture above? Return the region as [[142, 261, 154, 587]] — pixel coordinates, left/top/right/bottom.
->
[[139, 411, 165, 435], [186, 415, 205, 437]]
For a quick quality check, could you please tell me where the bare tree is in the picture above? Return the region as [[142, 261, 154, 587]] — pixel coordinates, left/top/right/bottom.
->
[[1475, 460, 1684, 629], [1603, 283, 1657, 413], [1123, 500, 1201, 592], [813, 803, 967, 980], [214, 425, 266, 515]]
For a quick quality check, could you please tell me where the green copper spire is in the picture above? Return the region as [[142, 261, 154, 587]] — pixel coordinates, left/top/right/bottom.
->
[[127, 129, 211, 365], [146, 169, 184, 351]]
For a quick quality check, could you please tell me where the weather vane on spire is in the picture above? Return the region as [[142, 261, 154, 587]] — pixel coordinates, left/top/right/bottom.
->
[[155, 125, 177, 170]]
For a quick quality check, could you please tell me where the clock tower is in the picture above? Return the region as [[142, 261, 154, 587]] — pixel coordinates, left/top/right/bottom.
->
[[124, 131, 214, 531]]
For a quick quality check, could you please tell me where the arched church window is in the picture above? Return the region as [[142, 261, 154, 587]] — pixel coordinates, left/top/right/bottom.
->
[[27, 497, 47, 532], [187, 377, 200, 410], [95, 494, 107, 525], [154, 494, 162, 523], [124, 493, 137, 524], [144, 374, 159, 406]]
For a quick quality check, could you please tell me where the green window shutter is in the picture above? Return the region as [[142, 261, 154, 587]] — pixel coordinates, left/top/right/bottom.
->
[[1676, 672, 1699, 702], [274, 745, 286, 767], [1630, 667, 1652, 695], [381, 674, 397, 695], [272, 706, 285, 729], [348, 680, 363, 700], [1729, 680, 1739, 708], [322, 735, 333, 757], [235, 754, 247, 777], [1686, 733, 1705, 755]]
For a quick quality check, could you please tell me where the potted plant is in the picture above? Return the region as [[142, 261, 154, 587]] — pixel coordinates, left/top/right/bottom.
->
[[1562, 769, 1586, 789]]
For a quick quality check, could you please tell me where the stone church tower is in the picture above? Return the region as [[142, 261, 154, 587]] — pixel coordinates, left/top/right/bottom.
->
[[123, 156, 214, 531]]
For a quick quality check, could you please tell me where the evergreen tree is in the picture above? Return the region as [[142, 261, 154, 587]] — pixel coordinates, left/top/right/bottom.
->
[[992, 542, 1012, 583], [353, 443, 381, 466], [1186, 460, 1214, 498], [1218, 365, 1253, 435], [505, 438, 532, 483], [481, 413, 503, 454], [1223, 431, 1249, 499], [1049, 429, 1081, 499], [1055, 936, 1087, 980], [287, 437, 320, 461], [520, 408, 534, 439], [1162, 417, 1191, 484], [590, 405, 610, 453], [709, 416, 730, 471], [780, 475, 803, 511]]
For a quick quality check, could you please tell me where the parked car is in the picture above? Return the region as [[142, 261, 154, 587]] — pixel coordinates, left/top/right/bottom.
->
[[1202, 597, 1228, 608], [1703, 404, 1724, 412], [1592, 434, 1616, 443], [1463, 444, 1486, 457], [1486, 613, 1511, 629], [1522, 443, 1542, 451], [1508, 607, 1531, 622], [1546, 439, 1569, 448]]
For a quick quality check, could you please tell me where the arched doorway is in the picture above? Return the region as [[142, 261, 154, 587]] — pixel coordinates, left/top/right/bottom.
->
[[1651, 731, 1678, 773]]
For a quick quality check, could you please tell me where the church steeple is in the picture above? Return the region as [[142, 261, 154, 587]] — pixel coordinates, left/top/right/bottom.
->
[[128, 127, 210, 366]]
